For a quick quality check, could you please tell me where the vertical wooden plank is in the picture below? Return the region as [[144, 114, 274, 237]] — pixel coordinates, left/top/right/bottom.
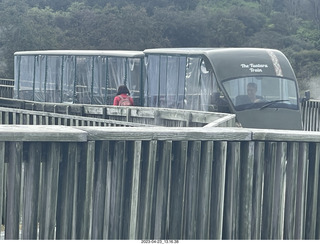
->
[[76, 141, 95, 240], [26, 114, 30, 125], [71, 147, 80, 240], [56, 142, 78, 240], [139, 140, 158, 239], [168, 141, 188, 239], [103, 141, 117, 239], [251, 141, 265, 239], [129, 140, 142, 239], [5, 142, 23, 240], [197, 141, 214, 239], [105, 141, 127, 239], [0, 142, 5, 231], [305, 143, 320, 239], [210, 141, 227, 239], [317, 178, 320, 240], [15, 113, 20, 125], [239, 141, 254, 240], [261, 142, 277, 239], [295, 142, 309, 239], [21, 142, 41, 239], [154, 140, 172, 239], [39, 142, 61, 240], [4, 112, 9, 124], [12, 112, 16, 125], [183, 141, 201, 239], [284, 142, 299, 239], [222, 142, 241, 239], [91, 141, 109, 239], [271, 142, 287, 239], [32, 115, 37, 125]]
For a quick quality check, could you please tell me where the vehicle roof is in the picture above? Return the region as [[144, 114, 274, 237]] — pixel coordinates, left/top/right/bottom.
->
[[14, 50, 145, 58], [143, 47, 217, 55], [144, 47, 297, 81]]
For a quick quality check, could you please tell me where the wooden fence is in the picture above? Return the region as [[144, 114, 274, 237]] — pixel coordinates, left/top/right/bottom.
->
[[0, 106, 153, 127], [301, 99, 320, 131], [0, 98, 236, 128], [1, 125, 320, 240], [0, 79, 13, 99]]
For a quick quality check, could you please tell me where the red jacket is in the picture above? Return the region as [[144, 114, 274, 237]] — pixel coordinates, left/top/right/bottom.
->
[[113, 94, 134, 106]]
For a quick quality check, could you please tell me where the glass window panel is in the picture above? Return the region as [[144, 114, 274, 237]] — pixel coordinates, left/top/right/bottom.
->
[[126, 58, 142, 106], [45, 56, 62, 102], [92, 56, 107, 104], [33, 55, 46, 102], [108, 57, 126, 97], [184, 57, 201, 110], [75, 56, 92, 104], [15, 56, 35, 100], [199, 60, 215, 111], [145, 55, 160, 107], [62, 56, 76, 103], [222, 76, 299, 111]]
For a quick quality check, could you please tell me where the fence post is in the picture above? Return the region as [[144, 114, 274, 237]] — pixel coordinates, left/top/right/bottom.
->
[[197, 141, 214, 239], [21, 142, 41, 239], [5, 142, 23, 240], [305, 143, 320, 239], [0, 142, 5, 230], [129, 140, 142, 239], [210, 141, 227, 239], [39, 142, 61, 239], [223, 142, 241, 239], [239, 141, 254, 240]]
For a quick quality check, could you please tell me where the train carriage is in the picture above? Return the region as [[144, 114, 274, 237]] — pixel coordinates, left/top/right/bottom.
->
[[14, 48, 304, 129]]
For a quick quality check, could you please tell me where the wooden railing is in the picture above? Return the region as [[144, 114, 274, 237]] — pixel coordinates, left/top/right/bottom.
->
[[301, 99, 320, 131], [1, 125, 320, 240], [0, 98, 236, 127], [0, 79, 14, 98], [0, 106, 153, 127]]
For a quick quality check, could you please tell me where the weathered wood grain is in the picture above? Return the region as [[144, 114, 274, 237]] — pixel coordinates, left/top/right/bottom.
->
[[305, 143, 320, 239], [0, 125, 87, 142], [80, 126, 252, 141], [183, 141, 201, 239], [77, 141, 95, 240], [39, 142, 61, 239], [21, 142, 41, 239], [168, 141, 188, 239], [0, 98, 236, 128], [0, 125, 320, 240], [154, 141, 172, 239], [0, 142, 5, 228], [295, 143, 309, 239], [210, 141, 227, 239], [251, 142, 265, 239], [5, 142, 22, 239], [223, 142, 241, 239], [284, 142, 299, 239]]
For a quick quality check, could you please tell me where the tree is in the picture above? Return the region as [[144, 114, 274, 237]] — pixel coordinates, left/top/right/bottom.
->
[[307, 0, 320, 29], [0, 0, 33, 77]]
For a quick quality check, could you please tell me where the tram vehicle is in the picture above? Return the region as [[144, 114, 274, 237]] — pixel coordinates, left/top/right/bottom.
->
[[14, 48, 305, 130]]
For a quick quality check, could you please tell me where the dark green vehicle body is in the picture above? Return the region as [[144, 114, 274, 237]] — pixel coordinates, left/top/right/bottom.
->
[[144, 47, 303, 130]]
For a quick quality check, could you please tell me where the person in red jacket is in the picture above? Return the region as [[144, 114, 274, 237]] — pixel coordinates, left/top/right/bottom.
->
[[113, 85, 134, 106]]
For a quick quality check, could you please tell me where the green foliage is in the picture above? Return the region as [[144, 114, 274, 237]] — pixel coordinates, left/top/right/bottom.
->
[[0, 0, 319, 88]]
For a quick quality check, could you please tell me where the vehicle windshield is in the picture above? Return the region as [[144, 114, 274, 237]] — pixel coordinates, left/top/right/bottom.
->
[[222, 77, 299, 111]]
